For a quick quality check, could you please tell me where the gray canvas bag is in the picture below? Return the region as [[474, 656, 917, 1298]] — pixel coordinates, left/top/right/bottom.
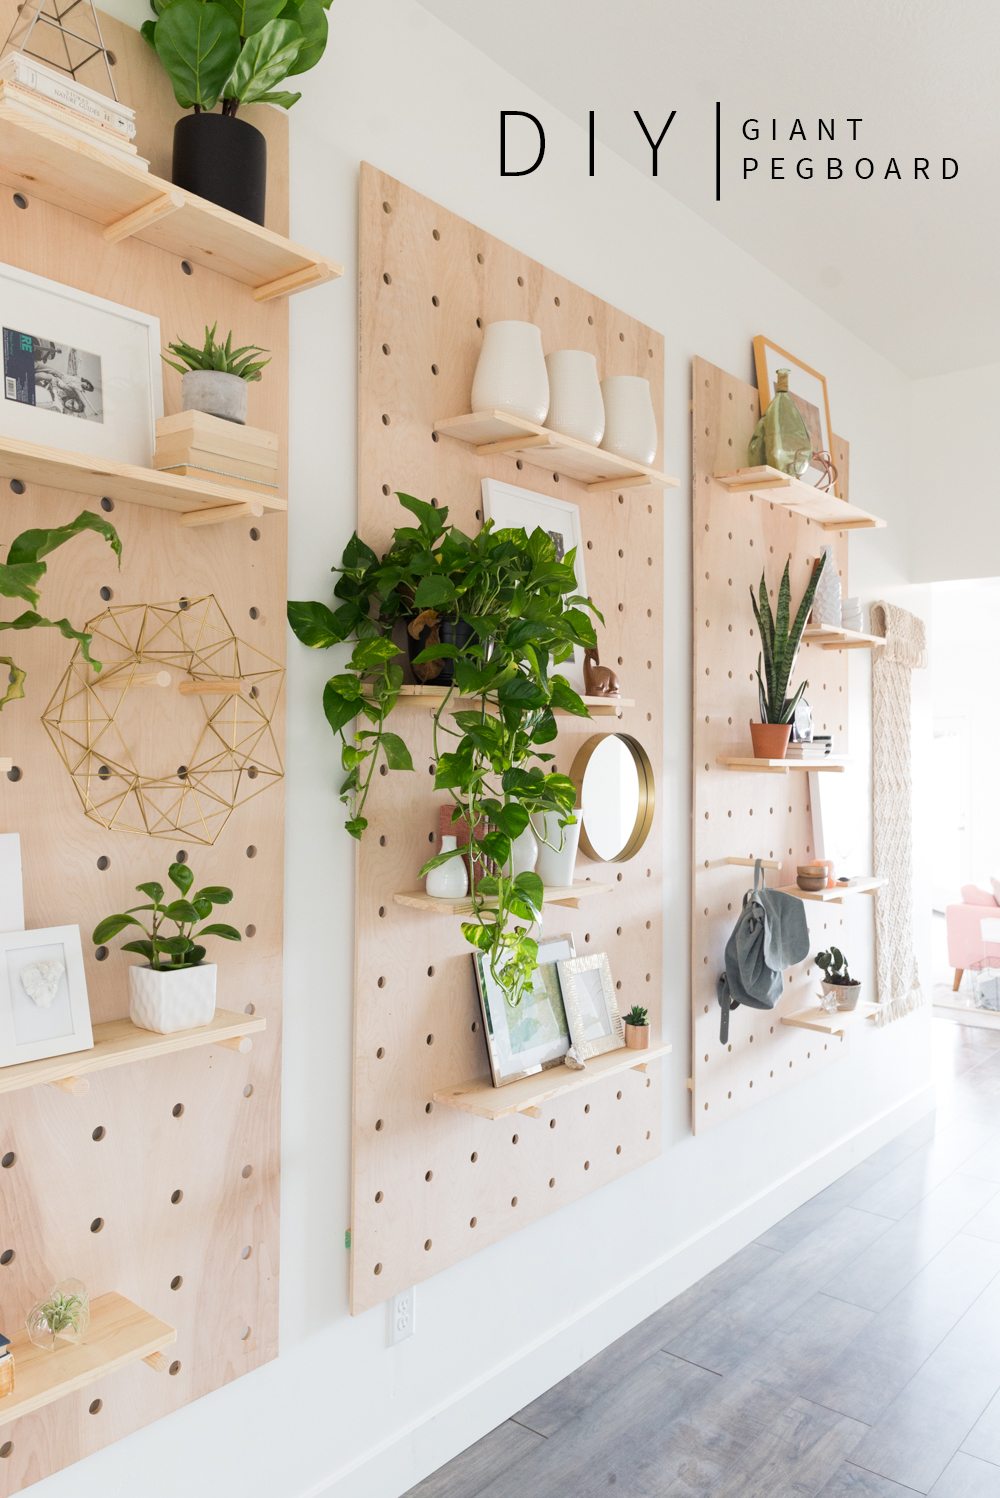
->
[[717, 859, 810, 1043]]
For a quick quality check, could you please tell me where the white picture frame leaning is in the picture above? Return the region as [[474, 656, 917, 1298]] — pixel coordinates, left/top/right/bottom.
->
[[557, 951, 625, 1059], [474, 932, 575, 1087], [0, 262, 162, 466], [0, 924, 93, 1068], [481, 477, 588, 690]]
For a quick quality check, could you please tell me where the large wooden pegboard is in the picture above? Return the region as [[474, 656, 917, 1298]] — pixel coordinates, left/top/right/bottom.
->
[[690, 355, 861, 1133], [0, 10, 286, 1490], [352, 165, 666, 1314]]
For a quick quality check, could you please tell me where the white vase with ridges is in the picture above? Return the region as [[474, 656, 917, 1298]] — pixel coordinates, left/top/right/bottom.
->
[[600, 376, 657, 464], [813, 546, 842, 627], [544, 350, 605, 445], [532, 811, 581, 888], [471, 321, 549, 424], [129, 963, 217, 1035]]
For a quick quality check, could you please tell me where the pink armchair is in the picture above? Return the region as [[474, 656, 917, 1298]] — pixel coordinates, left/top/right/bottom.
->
[[947, 887, 1000, 990]]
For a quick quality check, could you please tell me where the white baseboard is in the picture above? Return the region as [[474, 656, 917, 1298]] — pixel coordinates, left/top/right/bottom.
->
[[310, 1082, 936, 1498]]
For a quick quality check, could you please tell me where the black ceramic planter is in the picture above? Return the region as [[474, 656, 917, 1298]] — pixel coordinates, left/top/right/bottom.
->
[[406, 617, 474, 687], [172, 113, 267, 225]]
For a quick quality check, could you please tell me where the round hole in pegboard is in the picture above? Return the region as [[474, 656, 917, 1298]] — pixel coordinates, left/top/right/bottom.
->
[[170, 1189, 183, 1204], [170, 1275, 183, 1291], [510, 1196, 518, 1207], [431, 294, 439, 307], [381, 199, 392, 213], [246, 845, 257, 859], [99, 585, 113, 602], [95, 946, 109, 961], [584, 1103, 591, 1114], [511, 1133, 519, 1146], [549, 1118, 557, 1130], [425, 1102, 433, 1115], [91, 1126, 106, 1142], [383, 272, 392, 285], [476, 317, 482, 329], [374, 1263, 383, 1276], [0, 1250, 13, 1266], [97, 764, 111, 781], [431, 363, 439, 376], [375, 1118, 384, 1131], [9, 479, 25, 496], [177, 765, 189, 781], [583, 1160, 590, 1171], [616, 1144, 623, 1155], [247, 765, 259, 781], [241, 1244, 253, 1259], [471, 1021, 478, 1033], [470, 1150, 478, 1163], [432, 228, 441, 240], [96, 854, 111, 871], [170, 1103, 184, 1120], [376, 1045, 385, 1059], [169, 1360, 182, 1375], [175, 848, 189, 864], [180, 261, 193, 276], [241, 1164, 253, 1179], [469, 1216, 477, 1228], [240, 1325, 252, 1342], [377, 977, 386, 990], [1, 1152, 14, 1169], [12, 191, 29, 210], [99, 495, 114, 513], [553, 295, 561, 307], [425, 1033, 434, 1046], [249, 526, 261, 541], [0, 1441, 13, 1457], [243, 1084, 254, 1099], [89, 1398, 103, 1415], [476, 252, 484, 264], [248, 605, 260, 621], [90, 1217, 104, 1233], [587, 314, 594, 325]]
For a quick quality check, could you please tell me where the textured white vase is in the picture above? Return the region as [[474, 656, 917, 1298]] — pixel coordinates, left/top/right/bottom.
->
[[544, 351, 605, 445], [600, 376, 657, 464], [471, 322, 548, 423], [532, 811, 581, 888], [813, 545, 842, 627], [509, 825, 538, 878], [129, 963, 217, 1035], [425, 835, 469, 898]]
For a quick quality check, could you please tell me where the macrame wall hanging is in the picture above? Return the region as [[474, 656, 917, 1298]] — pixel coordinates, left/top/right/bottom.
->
[[870, 600, 927, 1025]]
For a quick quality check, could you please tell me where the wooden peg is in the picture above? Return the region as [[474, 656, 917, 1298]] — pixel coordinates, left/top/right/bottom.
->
[[93, 670, 171, 689], [216, 1034, 253, 1054], [143, 1352, 170, 1373], [519, 1105, 543, 1119], [47, 1075, 89, 1096], [475, 433, 551, 458], [178, 679, 242, 697], [634, 1063, 648, 1074], [179, 499, 266, 528], [103, 189, 184, 244]]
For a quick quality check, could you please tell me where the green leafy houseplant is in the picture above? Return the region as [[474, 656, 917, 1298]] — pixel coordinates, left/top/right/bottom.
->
[[0, 512, 121, 710], [164, 325, 270, 381], [624, 1005, 648, 1026], [815, 946, 854, 986], [92, 861, 241, 969], [749, 553, 827, 726], [37, 1290, 85, 1338], [288, 492, 601, 1005]]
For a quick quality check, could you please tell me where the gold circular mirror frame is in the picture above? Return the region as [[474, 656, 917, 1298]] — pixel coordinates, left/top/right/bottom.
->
[[570, 732, 656, 864]]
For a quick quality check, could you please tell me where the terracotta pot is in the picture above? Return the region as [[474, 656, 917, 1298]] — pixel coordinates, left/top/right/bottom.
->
[[749, 722, 791, 760], [625, 1023, 650, 1050]]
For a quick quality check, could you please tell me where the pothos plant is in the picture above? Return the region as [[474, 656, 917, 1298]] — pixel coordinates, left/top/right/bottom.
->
[[92, 862, 241, 970], [0, 512, 121, 709], [288, 492, 601, 1005]]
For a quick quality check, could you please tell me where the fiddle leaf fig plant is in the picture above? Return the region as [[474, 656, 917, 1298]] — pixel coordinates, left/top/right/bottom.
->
[[92, 862, 241, 970], [749, 553, 826, 725], [142, 0, 333, 114], [0, 511, 122, 709], [288, 491, 601, 1005]]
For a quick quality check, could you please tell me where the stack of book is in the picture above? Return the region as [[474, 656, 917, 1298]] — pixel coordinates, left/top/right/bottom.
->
[[0, 1331, 12, 1399], [152, 412, 280, 495], [786, 734, 833, 761], [0, 53, 147, 170]]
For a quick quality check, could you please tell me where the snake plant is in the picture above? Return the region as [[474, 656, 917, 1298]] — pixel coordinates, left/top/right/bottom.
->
[[749, 553, 827, 725]]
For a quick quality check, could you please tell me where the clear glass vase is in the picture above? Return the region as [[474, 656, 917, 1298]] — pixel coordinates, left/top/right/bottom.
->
[[763, 369, 812, 477]]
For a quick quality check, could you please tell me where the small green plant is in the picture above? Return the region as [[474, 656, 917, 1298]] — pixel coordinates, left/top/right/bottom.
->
[[815, 947, 854, 985], [163, 325, 270, 382], [38, 1290, 85, 1338], [749, 553, 827, 724], [624, 1005, 649, 1027], [92, 862, 241, 970]]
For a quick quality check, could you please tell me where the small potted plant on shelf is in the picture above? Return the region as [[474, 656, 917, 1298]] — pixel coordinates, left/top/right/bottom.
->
[[163, 325, 270, 425], [748, 553, 826, 760], [26, 1281, 89, 1351], [623, 1004, 650, 1050], [815, 946, 862, 1012], [141, 0, 333, 224], [92, 862, 241, 1034]]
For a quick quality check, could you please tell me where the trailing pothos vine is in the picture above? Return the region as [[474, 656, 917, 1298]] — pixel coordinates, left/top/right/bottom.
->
[[288, 492, 600, 1005]]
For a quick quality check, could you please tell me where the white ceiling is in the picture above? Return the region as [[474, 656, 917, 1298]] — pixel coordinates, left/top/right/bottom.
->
[[417, 0, 998, 378]]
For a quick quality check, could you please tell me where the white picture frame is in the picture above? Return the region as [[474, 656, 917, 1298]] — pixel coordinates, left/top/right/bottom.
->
[[0, 925, 93, 1068], [0, 262, 162, 466], [481, 477, 588, 689], [474, 932, 575, 1087], [556, 951, 625, 1059]]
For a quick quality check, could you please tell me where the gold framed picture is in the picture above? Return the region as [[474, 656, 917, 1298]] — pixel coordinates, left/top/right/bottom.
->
[[556, 952, 625, 1060], [752, 335, 836, 493]]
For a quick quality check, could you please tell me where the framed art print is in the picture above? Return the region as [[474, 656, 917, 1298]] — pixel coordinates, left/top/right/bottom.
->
[[0, 924, 93, 1068], [481, 477, 588, 688], [0, 263, 162, 466], [753, 335, 836, 493], [475, 931, 575, 1086], [557, 952, 625, 1059]]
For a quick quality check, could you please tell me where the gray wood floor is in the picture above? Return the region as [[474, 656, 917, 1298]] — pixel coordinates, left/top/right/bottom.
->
[[406, 1021, 1000, 1497]]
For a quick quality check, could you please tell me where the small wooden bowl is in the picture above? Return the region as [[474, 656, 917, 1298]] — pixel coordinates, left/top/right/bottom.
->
[[796, 871, 828, 892]]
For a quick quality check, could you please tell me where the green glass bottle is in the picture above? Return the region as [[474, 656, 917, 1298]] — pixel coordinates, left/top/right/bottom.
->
[[762, 368, 812, 477]]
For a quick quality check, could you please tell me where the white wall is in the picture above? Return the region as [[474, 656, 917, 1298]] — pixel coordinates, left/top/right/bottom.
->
[[909, 362, 1000, 584], [42, 3, 932, 1495]]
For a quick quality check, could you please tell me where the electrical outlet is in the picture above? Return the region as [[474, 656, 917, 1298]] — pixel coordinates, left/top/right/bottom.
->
[[387, 1287, 415, 1346]]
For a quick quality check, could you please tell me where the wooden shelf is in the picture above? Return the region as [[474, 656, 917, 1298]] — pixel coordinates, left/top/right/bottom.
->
[[714, 466, 886, 531], [393, 881, 612, 915], [0, 1292, 175, 1428], [803, 626, 884, 651], [382, 684, 635, 718], [777, 877, 885, 904], [434, 411, 679, 491], [434, 1041, 672, 1120], [717, 756, 848, 774], [781, 1003, 877, 1037], [0, 435, 286, 526], [0, 108, 342, 299], [0, 1009, 265, 1098]]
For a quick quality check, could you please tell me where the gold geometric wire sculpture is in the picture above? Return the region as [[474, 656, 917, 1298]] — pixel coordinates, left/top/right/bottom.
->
[[42, 595, 284, 845], [2, 0, 120, 101]]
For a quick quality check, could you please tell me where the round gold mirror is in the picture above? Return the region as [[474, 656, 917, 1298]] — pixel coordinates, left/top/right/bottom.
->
[[570, 733, 655, 863]]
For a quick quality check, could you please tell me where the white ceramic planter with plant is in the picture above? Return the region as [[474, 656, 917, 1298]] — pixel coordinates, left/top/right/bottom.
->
[[815, 946, 862, 1012], [164, 324, 270, 426], [93, 861, 241, 1035]]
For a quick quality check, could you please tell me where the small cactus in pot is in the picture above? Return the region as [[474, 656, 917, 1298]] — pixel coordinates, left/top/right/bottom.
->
[[624, 1004, 650, 1050]]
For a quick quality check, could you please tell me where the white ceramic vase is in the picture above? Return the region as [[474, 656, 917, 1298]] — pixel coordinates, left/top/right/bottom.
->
[[544, 351, 605, 445], [600, 376, 657, 464], [425, 835, 469, 898], [813, 545, 842, 627], [532, 811, 581, 888], [129, 963, 217, 1035], [509, 825, 538, 878], [471, 321, 548, 424]]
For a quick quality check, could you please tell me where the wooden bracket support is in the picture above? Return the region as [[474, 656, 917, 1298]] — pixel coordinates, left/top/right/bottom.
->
[[142, 1352, 170, 1373], [253, 262, 329, 302], [179, 499, 266, 528], [519, 1105, 543, 1119], [103, 190, 184, 245], [585, 474, 649, 493], [216, 1034, 253, 1054], [474, 434, 551, 458], [47, 1076, 90, 1096]]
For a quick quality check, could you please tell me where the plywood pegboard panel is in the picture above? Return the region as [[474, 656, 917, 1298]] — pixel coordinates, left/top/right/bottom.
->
[[352, 164, 667, 1314], [0, 10, 289, 1490], [690, 355, 870, 1134]]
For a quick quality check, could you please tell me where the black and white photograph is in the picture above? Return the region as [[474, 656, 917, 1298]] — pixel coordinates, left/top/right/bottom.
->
[[3, 326, 104, 423]]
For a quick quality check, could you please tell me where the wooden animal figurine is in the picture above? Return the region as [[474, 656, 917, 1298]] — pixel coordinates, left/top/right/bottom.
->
[[583, 647, 620, 697]]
